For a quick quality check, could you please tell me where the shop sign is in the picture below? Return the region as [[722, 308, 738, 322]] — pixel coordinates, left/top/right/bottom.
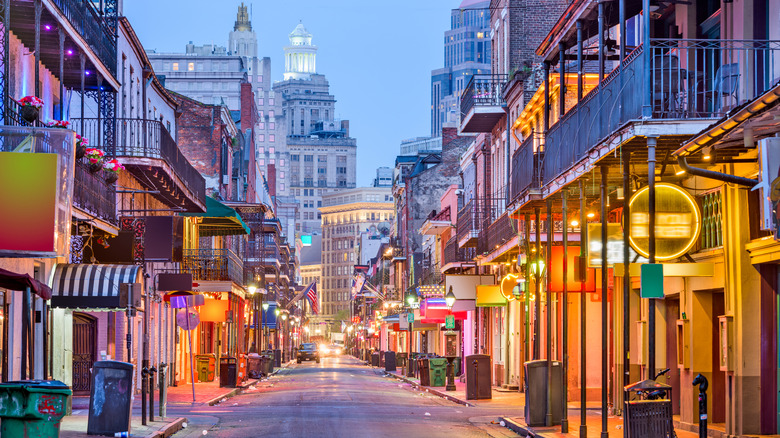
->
[[628, 183, 701, 261], [588, 223, 646, 267], [445, 315, 455, 329]]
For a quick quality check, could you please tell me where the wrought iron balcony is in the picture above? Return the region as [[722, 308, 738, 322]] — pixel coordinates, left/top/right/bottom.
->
[[49, 0, 117, 76], [80, 118, 206, 211], [510, 136, 543, 204], [543, 39, 780, 188], [478, 212, 514, 256], [182, 248, 243, 284], [421, 206, 452, 236], [442, 236, 475, 267], [460, 74, 508, 133], [73, 160, 117, 225]]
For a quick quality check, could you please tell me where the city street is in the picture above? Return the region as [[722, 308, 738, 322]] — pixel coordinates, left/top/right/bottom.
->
[[169, 356, 518, 438]]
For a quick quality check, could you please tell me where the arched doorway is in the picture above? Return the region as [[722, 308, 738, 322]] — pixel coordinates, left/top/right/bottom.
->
[[72, 313, 97, 395]]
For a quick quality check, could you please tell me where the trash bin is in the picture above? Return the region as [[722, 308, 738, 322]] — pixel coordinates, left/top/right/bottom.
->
[[0, 380, 71, 438], [379, 351, 385, 367], [219, 356, 237, 388], [274, 349, 282, 367], [418, 357, 431, 386], [429, 358, 447, 387], [238, 354, 247, 383], [523, 360, 563, 426], [384, 351, 397, 372], [262, 350, 275, 375], [453, 356, 462, 377], [623, 379, 674, 438], [195, 353, 216, 382], [371, 352, 380, 367], [87, 361, 134, 435], [247, 354, 262, 379], [466, 354, 492, 400], [396, 352, 408, 370]]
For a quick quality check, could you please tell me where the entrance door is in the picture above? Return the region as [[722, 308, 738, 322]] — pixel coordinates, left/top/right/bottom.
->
[[72, 313, 97, 395]]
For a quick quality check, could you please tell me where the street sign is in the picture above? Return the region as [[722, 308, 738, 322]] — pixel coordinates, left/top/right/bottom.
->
[[399, 313, 408, 330], [445, 314, 455, 329], [176, 310, 200, 330], [641, 263, 664, 299], [407, 312, 414, 324]]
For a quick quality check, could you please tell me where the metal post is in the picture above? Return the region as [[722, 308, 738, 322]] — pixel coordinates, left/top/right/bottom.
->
[[600, 166, 608, 438], [642, 0, 652, 117], [406, 320, 413, 377], [561, 190, 569, 433], [141, 364, 147, 425], [648, 137, 657, 378], [504, 296, 510, 387], [80, 53, 85, 132], [524, 213, 531, 368], [546, 199, 553, 427], [34, 0, 40, 98], [148, 365, 156, 422], [559, 43, 566, 119], [579, 180, 587, 438], [159, 362, 167, 418], [142, 278, 149, 425], [577, 21, 584, 102], [543, 63, 551, 133], [598, 1, 605, 83], [623, 151, 631, 392], [58, 29, 64, 119], [185, 305, 196, 403], [21, 287, 29, 379], [534, 207, 541, 360]]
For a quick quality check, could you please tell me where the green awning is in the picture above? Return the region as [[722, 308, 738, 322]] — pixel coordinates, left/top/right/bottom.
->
[[181, 197, 250, 237]]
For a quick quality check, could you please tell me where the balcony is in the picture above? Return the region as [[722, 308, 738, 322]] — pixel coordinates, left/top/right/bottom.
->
[[510, 136, 543, 205], [73, 160, 117, 226], [182, 248, 243, 285], [420, 262, 442, 286], [460, 74, 508, 133], [81, 118, 206, 212], [478, 213, 515, 259], [543, 39, 780, 187], [420, 206, 452, 236], [442, 236, 475, 268]]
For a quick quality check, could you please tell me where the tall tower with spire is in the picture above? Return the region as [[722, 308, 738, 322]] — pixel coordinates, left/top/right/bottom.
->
[[283, 23, 317, 80], [229, 2, 257, 58]]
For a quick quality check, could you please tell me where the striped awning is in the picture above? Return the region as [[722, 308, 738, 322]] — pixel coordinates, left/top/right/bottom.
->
[[50, 264, 142, 309]]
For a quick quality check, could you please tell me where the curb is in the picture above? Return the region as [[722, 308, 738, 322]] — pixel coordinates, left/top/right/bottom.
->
[[147, 417, 187, 438], [500, 417, 539, 437], [384, 371, 474, 407], [204, 378, 260, 406]]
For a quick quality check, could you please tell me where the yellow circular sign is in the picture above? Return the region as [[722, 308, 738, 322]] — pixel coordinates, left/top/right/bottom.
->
[[500, 273, 518, 302], [627, 183, 701, 261]]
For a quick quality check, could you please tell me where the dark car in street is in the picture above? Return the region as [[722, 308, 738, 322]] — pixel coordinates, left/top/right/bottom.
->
[[297, 343, 320, 363]]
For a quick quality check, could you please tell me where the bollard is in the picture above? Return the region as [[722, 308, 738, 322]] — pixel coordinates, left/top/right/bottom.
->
[[148, 366, 157, 422], [473, 359, 479, 400], [692, 374, 708, 438], [159, 362, 167, 419], [141, 367, 148, 425]]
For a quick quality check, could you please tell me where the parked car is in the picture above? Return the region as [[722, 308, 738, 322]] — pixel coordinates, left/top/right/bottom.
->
[[297, 343, 320, 363]]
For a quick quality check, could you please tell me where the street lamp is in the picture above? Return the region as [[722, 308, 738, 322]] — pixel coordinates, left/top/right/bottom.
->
[[445, 286, 456, 308], [444, 286, 457, 391], [262, 302, 269, 311], [405, 288, 418, 307], [248, 284, 257, 295], [404, 288, 417, 377]]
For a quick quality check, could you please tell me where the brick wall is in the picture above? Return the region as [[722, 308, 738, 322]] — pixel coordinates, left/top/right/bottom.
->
[[240, 83, 258, 203], [492, 0, 568, 73]]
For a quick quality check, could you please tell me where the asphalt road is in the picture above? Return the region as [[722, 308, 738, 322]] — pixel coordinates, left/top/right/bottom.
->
[[168, 355, 518, 438]]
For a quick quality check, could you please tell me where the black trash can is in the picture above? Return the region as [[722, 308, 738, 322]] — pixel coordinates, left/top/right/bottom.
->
[[454, 356, 462, 377], [247, 354, 262, 379], [384, 351, 397, 372], [396, 352, 408, 370], [466, 354, 492, 400], [623, 379, 674, 438], [88, 361, 134, 436], [274, 349, 282, 367], [523, 360, 563, 426], [219, 356, 237, 388], [379, 351, 385, 367], [418, 358, 431, 386], [371, 352, 380, 367]]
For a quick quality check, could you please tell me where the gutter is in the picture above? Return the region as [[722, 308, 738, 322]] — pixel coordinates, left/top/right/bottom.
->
[[677, 157, 757, 187]]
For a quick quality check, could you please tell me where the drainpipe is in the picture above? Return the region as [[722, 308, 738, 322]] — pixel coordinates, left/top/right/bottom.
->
[[676, 157, 758, 187]]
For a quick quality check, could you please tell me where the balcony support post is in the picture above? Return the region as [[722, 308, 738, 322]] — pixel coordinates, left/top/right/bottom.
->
[[80, 52, 85, 132], [622, 150, 631, 394], [543, 62, 550, 133], [648, 136, 657, 379], [59, 29, 65, 120], [534, 207, 541, 360], [559, 43, 566, 119], [1, 0, 8, 124], [619, 0, 626, 121], [577, 21, 584, 102], [599, 165, 608, 438], [642, 0, 652, 117], [523, 213, 531, 366], [578, 179, 587, 438], [561, 190, 569, 433], [598, 1, 605, 137], [34, 0, 41, 97], [97, 75, 102, 153], [545, 198, 553, 427]]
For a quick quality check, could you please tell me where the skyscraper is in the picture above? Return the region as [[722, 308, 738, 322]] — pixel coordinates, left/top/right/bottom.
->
[[431, 0, 491, 136], [274, 23, 358, 235]]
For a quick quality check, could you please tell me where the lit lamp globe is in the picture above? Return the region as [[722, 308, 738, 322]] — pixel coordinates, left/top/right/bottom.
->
[[275, 308, 281, 317], [248, 285, 257, 295], [445, 286, 456, 308], [262, 302, 269, 311], [281, 313, 288, 321], [405, 289, 418, 307]]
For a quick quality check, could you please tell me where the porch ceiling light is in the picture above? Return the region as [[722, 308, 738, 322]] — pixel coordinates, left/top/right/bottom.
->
[[570, 219, 579, 227], [702, 146, 712, 161]]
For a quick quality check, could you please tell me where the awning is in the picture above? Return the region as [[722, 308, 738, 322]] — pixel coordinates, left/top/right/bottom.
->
[[180, 197, 250, 237], [0, 267, 52, 299], [50, 264, 142, 309]]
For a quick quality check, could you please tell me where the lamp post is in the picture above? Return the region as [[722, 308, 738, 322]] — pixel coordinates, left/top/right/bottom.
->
[[405, 288, 418, 378], [262, 301, 269, 350], [248, 285, 257, 353], [444, 286, 457, 391]]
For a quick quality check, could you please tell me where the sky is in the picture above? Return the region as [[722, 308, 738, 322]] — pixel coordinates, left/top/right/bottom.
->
[[124, 0, 459, 187]]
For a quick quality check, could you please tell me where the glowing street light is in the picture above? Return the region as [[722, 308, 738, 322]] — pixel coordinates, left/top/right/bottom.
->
[[445, 286, 456, 309]]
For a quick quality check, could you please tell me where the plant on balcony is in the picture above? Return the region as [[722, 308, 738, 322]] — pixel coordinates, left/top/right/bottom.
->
[[45, 120, 71, 129], [18, 96, 43, 123], [102, 159, 125, 184], [75, 135, 88, 160], [85, 148, 106, 173]]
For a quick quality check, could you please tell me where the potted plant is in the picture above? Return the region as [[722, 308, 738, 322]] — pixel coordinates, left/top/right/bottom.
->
[[18, 96, 44, 123], [75, 134, 88, 159], [102, 159, 124, 184], [84, 148, 106, 173], [45, 120, 70, 129]]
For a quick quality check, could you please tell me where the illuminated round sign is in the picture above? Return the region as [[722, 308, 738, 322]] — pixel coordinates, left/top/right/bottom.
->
[[500, 273, 518, 302], [627, 183, 701, 261]]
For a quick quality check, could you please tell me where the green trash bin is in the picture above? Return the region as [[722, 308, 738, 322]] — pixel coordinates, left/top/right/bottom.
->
[[0, 380, 71, 438], [195, 353, 216, 382], [429, 358, 448, 387]]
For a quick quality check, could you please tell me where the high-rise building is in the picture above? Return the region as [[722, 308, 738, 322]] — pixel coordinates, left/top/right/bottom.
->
[[431, 0, 491, 135], [274, 23, 357, 235], [319, 188, 393, 320], [373, 167, 393, 188]]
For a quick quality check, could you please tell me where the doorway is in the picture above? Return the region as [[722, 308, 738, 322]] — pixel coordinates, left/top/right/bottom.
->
[[711, 291, 726, 424], [665, 297, 681, 415], [72, 313, 97, 395]]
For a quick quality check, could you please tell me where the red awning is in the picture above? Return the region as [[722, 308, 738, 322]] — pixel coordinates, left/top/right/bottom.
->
[[421, 309, 467, 323], [0, 268, 51, 299]]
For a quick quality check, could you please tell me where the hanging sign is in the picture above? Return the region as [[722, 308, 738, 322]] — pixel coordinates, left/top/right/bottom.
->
[[176, 311, 200, 330], [628, 183, 701, 261], [445, 314, 455, 329]]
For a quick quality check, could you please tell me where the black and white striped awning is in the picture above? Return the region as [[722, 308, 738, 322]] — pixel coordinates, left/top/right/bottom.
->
[[50, 264, 142, 309]]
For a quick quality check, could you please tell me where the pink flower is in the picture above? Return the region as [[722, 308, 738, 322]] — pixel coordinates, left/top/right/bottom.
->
[[75, 134, 88, 147], [19, 96, 44, 109], [85, 148, 106, 164], [102, 159, 125, 173], [46, 120, 71, 129]]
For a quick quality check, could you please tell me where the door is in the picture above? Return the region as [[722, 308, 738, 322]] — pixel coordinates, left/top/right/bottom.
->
[[72, 313, 97, 395], [665, 298, 681, 415]]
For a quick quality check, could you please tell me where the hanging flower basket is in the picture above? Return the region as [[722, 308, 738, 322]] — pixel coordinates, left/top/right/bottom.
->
[[89, 162, 102, 174], [75, 135, 88, 159], [18, 96, 43, 123], [20, 106, 39, 124], [45, 120, 70, 129], [85, 148, 105, 164], [102, 159, 125, 184], [104, 172, 119, 184]]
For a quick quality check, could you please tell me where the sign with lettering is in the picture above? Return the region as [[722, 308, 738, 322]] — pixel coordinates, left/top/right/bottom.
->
[[628, 183, 701, 261], [445, 315, 455, 329]]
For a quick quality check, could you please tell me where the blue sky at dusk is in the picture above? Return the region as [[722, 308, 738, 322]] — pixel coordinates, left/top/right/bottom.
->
[[125, 1, 458, 187]]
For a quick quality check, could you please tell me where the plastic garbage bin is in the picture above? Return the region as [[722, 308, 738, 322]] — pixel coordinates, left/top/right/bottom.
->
[[87, 361, 134, 436], [194, 353, 216, 382], [384, 351, 397, 372], [219, 356, 237, 388], [0, 380, 71, 438], [418, 357, 431, 386], [247, 354, 262, 379], [379, 351, 385, 367], [523, 360, 563, 426], [396, 353, 408, 370], [371, 352, 380, 367], [262, 350, 275, 375], [466, 354, 492, 400], [428, 358, 448, 387], [454, 357, 462, 377], [274, 349, 282, 367]]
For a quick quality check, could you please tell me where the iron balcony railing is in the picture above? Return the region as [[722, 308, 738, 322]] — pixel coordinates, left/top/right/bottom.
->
[[460, 74, 509, 122], [457, 199, 480, 245], [442, 236, 475, 265], [510, 136, 543, 203], [420, 262, 442, 285], [182, 248, 243, 284], [81, 118, 206, 204], [543, 39, 780, 187], [5, 98, 44, 128], [457, 197, 506, 245], [427, 206, 451, 223], [478, 213, 515, 256], [50, 0, 117, 76], [73, 160, 117, 225]]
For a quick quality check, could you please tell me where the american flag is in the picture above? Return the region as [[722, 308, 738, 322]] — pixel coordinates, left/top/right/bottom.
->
[[305, 282, 319, 314]]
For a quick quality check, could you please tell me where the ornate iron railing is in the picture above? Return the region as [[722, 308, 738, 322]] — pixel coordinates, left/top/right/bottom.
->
[[442, 236, 475, 265], [460, 74, 508, 121], [50, 0, 117, 76], [510, 135, 542, 203], [182, 248, 243, 284], [73, 160, 116, 225], [479, 212, 515, 256]]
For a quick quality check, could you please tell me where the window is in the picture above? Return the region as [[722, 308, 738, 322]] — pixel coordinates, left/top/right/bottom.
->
[[258, 134, 265, 142], [269, 135, 275, 142], [337, 155, 347, 163], [269, 123, 275, 130], [317, 168, 326, 174], [280, 171, 285, 178], [318, 155, 327, 163], [188, 62, 195, 71], [337, 167, 347, 174], [280, 159, 285, 166], [291, 155, 299, 162], [280, 183, 285, 191], [258, 159, 265, 165], [304, 155, 313, 162], [269, 147, 275, 154], [172, 62, 179, 71]]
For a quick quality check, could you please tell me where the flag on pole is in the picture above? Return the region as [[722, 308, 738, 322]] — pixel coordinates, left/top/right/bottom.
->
[[304, 282, 319, 314]]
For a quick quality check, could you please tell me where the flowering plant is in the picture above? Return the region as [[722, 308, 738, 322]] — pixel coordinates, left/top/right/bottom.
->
[[18, 96, 44, 109], [45, 120, 70, 129], [85, 148, 105, 164], [75, 134, 88, 148], [102, 159, 125, 173]]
